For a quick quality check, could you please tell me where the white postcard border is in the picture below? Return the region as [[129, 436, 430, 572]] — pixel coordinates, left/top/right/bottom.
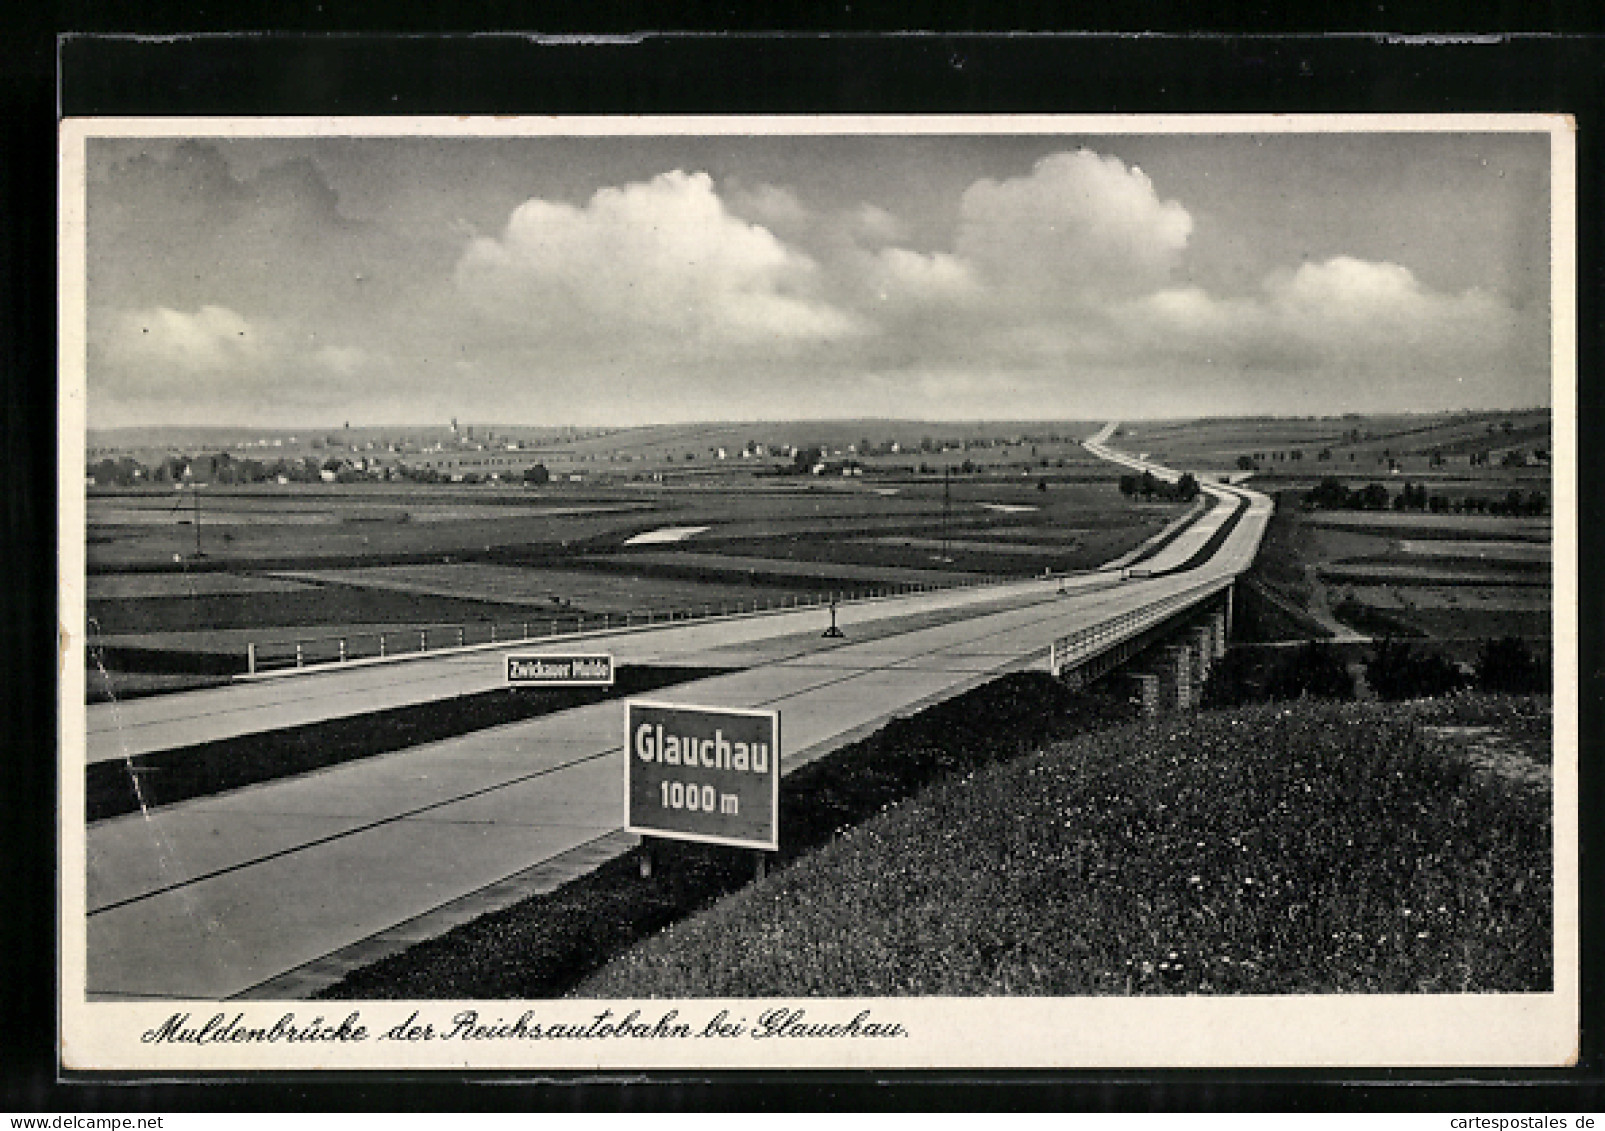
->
[[58, 112, 1579, 1073]]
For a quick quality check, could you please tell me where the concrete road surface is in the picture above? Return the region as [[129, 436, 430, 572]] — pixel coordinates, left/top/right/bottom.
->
[[87, 572, 1119, 764], [80, 424, 1272, 1000]]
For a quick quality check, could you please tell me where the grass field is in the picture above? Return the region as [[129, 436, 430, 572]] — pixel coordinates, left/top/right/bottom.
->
[[574, 694, 1550, 997]]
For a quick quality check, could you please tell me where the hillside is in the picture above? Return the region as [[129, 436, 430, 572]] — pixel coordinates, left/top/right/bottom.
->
[[576, 694, 1551, 997]]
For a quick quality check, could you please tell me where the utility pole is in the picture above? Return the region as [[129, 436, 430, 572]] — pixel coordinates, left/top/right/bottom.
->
[[941, 465, 952, 562]]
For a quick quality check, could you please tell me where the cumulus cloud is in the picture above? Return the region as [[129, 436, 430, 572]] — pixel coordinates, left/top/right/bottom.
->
[[105, 305, 265, 381], [1113, 256, 1543, 407], [457, 170, 865, 346], [724, 181, 812, 233], [955, 149, 1193, 300], [849, 203, 909, 247], [863, 247, 980, 306], [89, 303, 391, 425], [84, 140, 1547, 426]]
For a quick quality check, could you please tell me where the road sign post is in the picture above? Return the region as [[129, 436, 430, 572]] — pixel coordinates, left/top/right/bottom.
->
[[506, 653, 615, 686], [625, 700, 780, 851]]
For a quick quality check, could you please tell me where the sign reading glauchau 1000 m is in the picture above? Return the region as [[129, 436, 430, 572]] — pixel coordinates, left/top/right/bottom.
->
[[625, 700, 780, 850]]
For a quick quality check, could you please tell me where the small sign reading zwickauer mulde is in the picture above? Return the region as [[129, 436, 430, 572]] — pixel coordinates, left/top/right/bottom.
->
[[625, 700, 780, 850], [506, 653, 614, 686]]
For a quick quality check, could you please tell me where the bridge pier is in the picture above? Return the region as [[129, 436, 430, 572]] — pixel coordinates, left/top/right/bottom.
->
[[1128, 672, 1161, 715], [1210, 608, 1228, 659], [1190, 625, 1214, 685], [1163, 644, 1197, 710], [1050, 587, 1236, 717]]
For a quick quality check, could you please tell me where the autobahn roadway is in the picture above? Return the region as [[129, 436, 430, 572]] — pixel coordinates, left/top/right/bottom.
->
[[77, 424, 1272, 1000]]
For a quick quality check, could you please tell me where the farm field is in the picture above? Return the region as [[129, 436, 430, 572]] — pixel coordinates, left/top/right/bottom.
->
[[86, 486, 665, 569], [1120, 409, 1551, 482], [695, 526, 1150, 576], [269, 563, 819, 615], [584, 550, 981, 587], [1303, 512, 1551, 541], [86, 477, 1127, 570], [1235, 489, 1552, 647], [82, 454, 1182, 701]]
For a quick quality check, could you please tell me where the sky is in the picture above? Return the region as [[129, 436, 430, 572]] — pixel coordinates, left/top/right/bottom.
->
[[81, 128, 1554, 429]]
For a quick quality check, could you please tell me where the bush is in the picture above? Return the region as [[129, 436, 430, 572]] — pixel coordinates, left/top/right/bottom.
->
[[1367, 638, 1466, 701], [1263, 642, 1357, 702], [1475, 636, 1550, 695], [1200, 649, 1262, 708], [1202, 643, 1355, 708]]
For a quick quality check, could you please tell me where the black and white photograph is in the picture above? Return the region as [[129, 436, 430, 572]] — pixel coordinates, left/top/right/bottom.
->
[[58, 115, 1577, 1071]]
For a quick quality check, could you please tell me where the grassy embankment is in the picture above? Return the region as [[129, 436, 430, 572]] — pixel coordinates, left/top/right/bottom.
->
[[318, 672, 1548, 1000], [577, 693, 1550, 997], [86, 665, 725, 822], [1230, 492, 1338, 642]]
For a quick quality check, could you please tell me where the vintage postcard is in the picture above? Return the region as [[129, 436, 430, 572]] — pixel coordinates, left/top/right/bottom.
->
[[59, 114, 1577, 1072]]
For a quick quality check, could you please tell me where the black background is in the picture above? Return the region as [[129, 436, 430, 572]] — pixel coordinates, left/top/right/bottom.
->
[[6, 6, 1605, 1113]]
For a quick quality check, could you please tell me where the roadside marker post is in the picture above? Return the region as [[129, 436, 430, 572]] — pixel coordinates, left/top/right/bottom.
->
[[822, 594, 845, 638]]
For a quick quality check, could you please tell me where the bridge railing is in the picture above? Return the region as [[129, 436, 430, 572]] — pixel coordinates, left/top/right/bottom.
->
[[1048, 575, 1231, 677], [244, 572, 1021, 676]]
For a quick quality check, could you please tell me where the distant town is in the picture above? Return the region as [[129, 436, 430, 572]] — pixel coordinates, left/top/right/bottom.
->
[[85, 411, 1549, 490]]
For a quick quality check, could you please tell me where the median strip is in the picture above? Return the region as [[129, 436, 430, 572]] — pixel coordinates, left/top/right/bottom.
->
[[86, 665, 732, 823]]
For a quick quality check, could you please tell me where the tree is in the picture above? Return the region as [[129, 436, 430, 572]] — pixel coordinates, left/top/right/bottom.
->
[[1236, 455, 1259, 472], [522, 464, 550, 485], [1366, 639, 1465, 701], [1306, 477, 1351, 510], [1358, 483, 1391, 511], [1175, 472, 1200, 501], [87, 456, 142, 487]]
